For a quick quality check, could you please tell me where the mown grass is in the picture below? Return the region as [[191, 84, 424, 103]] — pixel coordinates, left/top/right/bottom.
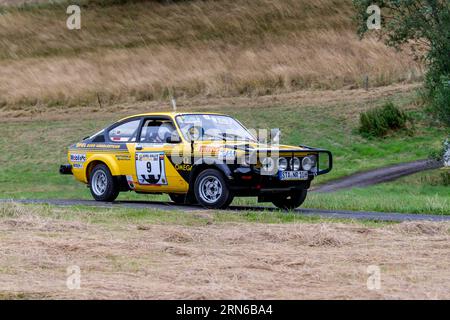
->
[[0, 91, 447, 215], [0, 201, 392, 227]]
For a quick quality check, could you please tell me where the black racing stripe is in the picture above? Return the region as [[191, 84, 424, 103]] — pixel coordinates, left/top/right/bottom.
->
[[165, 155, 191, 183]]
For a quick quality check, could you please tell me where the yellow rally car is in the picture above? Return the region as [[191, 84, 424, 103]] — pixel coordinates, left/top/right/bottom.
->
[[60, 112, 332, 209]]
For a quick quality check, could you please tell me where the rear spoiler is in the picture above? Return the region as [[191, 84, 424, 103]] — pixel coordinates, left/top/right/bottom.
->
[[299, 145, 333, 175]]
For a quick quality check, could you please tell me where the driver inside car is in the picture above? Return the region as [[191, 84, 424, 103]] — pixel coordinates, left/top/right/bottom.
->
[[141, 120, 176, 143]]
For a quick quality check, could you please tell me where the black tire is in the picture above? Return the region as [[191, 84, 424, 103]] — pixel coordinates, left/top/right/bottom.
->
[[194, 169, 234, 209], [89, 164, 120, 202], [272, 190, 307, 210], [169, 193, 186, 204]]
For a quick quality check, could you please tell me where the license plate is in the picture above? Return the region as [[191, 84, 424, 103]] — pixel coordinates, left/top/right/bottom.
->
[[278, 170, 309, 181]]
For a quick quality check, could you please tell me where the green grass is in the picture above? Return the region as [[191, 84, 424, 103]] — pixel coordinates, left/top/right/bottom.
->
[[0, 92, 448, 214], [228, 99, 445, 183], [304, 170, 450, 215], [230, 169, 449, 215]]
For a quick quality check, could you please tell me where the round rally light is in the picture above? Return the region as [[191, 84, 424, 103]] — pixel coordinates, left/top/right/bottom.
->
[[261, 157, 275, 172], [302, 156, 316, 171], [278, 157, 288, 171], [290, 157, 301, 171]]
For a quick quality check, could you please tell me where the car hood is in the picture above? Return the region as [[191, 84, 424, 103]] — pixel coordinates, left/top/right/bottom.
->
[[193, 141, 311, 153]]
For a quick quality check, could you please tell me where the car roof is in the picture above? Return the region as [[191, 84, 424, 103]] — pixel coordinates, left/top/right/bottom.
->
[[117, 112, 227, 122]]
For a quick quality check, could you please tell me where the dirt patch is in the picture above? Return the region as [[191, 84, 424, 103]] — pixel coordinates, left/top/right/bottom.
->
[[0, 214, 449, 299]]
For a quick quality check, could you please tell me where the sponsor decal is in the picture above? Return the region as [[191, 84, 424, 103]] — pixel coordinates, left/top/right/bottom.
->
[[135, 152, 167, 185], [218, 149, 236, 161], [115, 155, 131, 161], [75, 143, 123, 149], [140, 143, 166, 148], [175, 164, 192, 171], [198, 145, 220, 154], [70, 153, 86, 163], [72, 163, 83, 169]]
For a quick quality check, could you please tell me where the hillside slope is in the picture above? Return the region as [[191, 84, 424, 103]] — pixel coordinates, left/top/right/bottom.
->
[[0, 0, 423, 108]]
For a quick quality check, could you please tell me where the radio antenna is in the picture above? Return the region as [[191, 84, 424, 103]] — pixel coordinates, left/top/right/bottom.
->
[[171, 96, 177, 111]]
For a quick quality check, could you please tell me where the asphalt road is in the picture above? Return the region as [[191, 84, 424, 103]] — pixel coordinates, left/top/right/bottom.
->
[[2, 198, 449, 222], [312, 159, 443, 192]]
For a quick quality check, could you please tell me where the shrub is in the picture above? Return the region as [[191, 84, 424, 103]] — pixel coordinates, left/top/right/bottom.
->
[[429, 76, 450, 127], [354, 0, 450, 127], [359, 102, 409, 137]]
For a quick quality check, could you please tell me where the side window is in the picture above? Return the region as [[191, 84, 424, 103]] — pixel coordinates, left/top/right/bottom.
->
[[140, 119, 177, 143], [108, 119, 140, 142], [92, 134, 105, 143]]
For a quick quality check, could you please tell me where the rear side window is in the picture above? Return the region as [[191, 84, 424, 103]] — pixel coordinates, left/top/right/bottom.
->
[[92, 134, 105, 143], [108, 119, 140, 142]]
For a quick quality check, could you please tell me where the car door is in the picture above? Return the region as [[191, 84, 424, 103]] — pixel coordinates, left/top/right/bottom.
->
[[129, 116, 189, 193]]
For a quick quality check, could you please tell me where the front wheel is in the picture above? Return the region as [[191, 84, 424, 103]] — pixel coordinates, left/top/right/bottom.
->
[[194, 169, 234, 209], [272, 190, 307, 210], [89, 164, 119, 202]]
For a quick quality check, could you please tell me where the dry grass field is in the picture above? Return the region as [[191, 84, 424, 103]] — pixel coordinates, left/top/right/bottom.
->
[[0, 203, 449, 299], [0, 0, 423, 109]]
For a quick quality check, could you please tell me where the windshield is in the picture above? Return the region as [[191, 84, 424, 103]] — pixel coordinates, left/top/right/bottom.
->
[[176, 114, 256, 142]]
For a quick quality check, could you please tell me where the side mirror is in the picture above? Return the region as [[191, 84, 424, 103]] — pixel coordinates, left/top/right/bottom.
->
[[166, 134, 182, 144], [270, 128, 281, 144]]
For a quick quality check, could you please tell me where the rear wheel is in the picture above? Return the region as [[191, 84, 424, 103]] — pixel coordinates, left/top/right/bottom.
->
[[272, 190, 307, 210], [194, 169, 234, 209], [89, 164, 119, 202]]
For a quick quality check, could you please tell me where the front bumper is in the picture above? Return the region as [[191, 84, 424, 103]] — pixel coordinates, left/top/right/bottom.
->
[[229, 146, 332, 195], [229, 171, 312, 195], [59, 164, 73, 175]]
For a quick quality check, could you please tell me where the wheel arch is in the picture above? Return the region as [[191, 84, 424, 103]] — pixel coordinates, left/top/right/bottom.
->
[[85, 155, 120, 183]]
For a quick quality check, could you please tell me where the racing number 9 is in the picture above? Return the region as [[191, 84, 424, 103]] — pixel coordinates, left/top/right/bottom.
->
[[147, 162, 151, 173]]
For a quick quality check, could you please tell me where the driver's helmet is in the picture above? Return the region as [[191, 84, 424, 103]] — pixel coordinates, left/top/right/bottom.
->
[[157, 122, 175, 142]]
